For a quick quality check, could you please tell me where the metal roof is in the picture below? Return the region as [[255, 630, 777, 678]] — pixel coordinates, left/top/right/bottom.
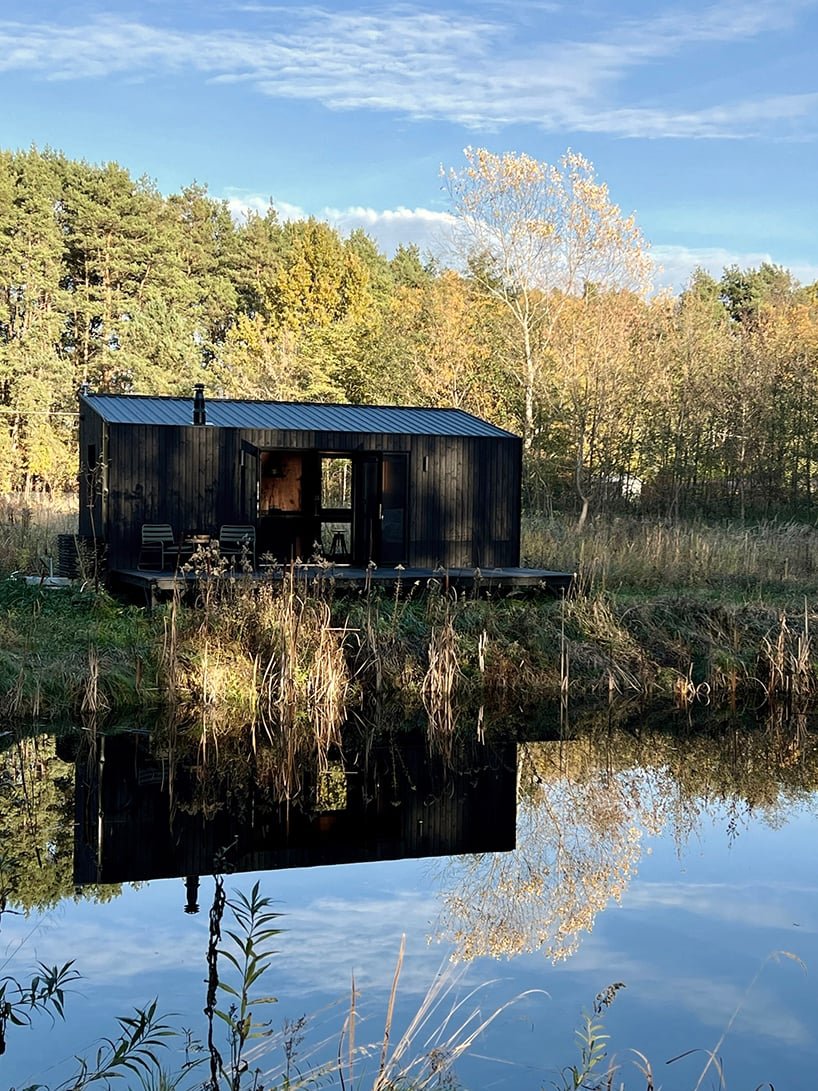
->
[[81, 394, 517, 439]]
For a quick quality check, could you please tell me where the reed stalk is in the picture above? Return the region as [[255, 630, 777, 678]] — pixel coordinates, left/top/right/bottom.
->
[[422, 596, 462, 760]]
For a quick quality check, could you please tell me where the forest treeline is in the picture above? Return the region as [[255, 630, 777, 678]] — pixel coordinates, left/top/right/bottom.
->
[[2, 145, 818, 518]]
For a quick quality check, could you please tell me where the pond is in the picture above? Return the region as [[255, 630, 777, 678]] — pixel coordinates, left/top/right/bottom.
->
[[1, 715, 817, 1089]]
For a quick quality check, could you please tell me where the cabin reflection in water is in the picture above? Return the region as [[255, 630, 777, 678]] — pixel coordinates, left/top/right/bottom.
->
[[66, 733, 517, 888]]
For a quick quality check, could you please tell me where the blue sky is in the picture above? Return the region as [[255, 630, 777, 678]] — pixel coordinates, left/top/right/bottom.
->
[[3, 0, 818, 289]]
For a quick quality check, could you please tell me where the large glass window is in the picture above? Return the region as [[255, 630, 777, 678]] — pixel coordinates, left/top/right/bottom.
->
[[320, 456, 352, 510], [320, 456, 352, 561]]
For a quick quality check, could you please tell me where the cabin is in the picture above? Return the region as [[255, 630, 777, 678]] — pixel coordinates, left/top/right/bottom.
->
[[78, 387, 522, 574]]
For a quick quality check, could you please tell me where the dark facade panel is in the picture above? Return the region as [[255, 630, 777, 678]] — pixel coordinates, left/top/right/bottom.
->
[[81, 398, 522, 571], [78, 409, 104, 538]]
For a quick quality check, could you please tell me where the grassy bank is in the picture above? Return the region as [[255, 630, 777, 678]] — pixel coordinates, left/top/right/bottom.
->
[[0, 578, 157, 720], [4, 501, 818, 724], [2, 568, 818, 727]]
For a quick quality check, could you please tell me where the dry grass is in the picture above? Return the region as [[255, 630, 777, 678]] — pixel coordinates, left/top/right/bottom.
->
[[0, 493, 77, 577], [522, 513, 818, 593], [422, 595, 463, 760], [165, 567, 351, 801]]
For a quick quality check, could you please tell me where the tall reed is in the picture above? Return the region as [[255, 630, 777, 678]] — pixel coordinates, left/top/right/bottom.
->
[[422, 594, 462, 760], [168, 565, 351, 801], [757, 606, 816, 709], [523, 513, 818, 593]]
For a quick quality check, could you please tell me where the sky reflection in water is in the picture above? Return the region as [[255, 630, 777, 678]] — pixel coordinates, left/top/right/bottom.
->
[[1, 725, 817, 1090]]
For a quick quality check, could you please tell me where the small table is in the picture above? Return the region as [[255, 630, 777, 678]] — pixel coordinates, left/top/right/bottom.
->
[[180, 534, 212, 562]]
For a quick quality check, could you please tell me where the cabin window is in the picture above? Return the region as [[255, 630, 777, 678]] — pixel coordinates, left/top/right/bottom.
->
[[86, 444, 103, 500], [319, 456, 353, 561], [320, 456, 352, 509]]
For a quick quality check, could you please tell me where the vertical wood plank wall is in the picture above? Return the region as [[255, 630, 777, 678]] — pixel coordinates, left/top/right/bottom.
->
[[77, 410, 104, 538], [97, 414, 521, 569]]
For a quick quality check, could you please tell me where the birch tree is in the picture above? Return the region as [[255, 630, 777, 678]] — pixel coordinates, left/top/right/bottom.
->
[[444, 148, 651, 456]]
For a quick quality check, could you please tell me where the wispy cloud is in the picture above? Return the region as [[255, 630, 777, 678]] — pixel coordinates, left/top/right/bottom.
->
[[1, 2, 816, 139], [556, 930, 811, 1047], [623, 879, 818, 931]]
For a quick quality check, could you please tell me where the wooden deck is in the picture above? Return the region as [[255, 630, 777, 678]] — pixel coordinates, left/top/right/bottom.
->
[[109, 563, 574, 605]]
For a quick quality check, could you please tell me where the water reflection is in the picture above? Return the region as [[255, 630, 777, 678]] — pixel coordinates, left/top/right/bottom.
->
[[0, 733, 117, 912], [2, 713, 817, 960], [436, 716, 818, 962], [67, 730, 517, 887], [435, 743, 649, 961]]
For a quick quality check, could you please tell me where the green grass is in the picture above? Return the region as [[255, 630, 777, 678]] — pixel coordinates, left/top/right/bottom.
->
[[0, 580, 158, 720]]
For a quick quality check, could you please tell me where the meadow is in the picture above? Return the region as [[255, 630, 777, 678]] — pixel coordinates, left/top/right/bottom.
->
[[2, 494, 818, 727]]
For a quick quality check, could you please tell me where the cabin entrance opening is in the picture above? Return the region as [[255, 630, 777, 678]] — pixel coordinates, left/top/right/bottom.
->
[[251, 448, 407, 566], [319, 455, 353, 561], [255, 449, 315, 562]]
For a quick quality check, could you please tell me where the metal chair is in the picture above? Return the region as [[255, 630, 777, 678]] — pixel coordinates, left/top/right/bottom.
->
[[137, 524, 180, 570], [218, 524, 257, 568]]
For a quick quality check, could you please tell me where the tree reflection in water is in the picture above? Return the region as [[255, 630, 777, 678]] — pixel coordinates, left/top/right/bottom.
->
[[2, 711, 817, 964], [0, 734, 118, 913], [433, 715, 818, 963]]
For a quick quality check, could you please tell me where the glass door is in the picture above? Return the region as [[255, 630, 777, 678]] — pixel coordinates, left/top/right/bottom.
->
[[319, 455, 353, 562], [379, 454, 408, 566]]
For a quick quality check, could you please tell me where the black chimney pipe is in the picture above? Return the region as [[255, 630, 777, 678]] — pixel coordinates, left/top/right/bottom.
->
[[193, 384, 206, 426]]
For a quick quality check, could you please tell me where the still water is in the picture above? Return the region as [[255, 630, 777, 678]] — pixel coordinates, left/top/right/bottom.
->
[[1, 719, 817, 1089]]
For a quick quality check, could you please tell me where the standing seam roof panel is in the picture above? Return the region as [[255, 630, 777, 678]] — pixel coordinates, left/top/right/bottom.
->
[[84, 395, 518, 439]]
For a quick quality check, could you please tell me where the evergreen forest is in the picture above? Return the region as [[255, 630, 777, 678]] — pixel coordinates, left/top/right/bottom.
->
[[3, 145, 818, 519]]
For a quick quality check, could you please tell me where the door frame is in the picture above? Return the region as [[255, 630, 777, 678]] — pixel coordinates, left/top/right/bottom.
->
[[352, 452, 408, 566]]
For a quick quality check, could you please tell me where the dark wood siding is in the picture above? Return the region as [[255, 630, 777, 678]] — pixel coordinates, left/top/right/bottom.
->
[[77, 408, 104, 539], [107, 423, 224, 567], [88, 408, 521, 570]]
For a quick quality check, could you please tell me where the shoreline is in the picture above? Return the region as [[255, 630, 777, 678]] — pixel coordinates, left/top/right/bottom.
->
[[2, 573, 818, 726]]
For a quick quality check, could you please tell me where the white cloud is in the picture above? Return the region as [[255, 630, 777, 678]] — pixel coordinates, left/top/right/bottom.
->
[[270, 890, 454, 996], [1, 907, 207, 983], [0, 2, 816, 139], [666, 974, 810, 1046], [226, 193, 304, 220], [225, 195, 818, 290], [565, 93, 818, 140], [226, 192, 455, 257], [624, 879, 818, 932], [553, 925, 811, 1047], [652, 243, 818, 290], [321, 205, 456, 257]]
